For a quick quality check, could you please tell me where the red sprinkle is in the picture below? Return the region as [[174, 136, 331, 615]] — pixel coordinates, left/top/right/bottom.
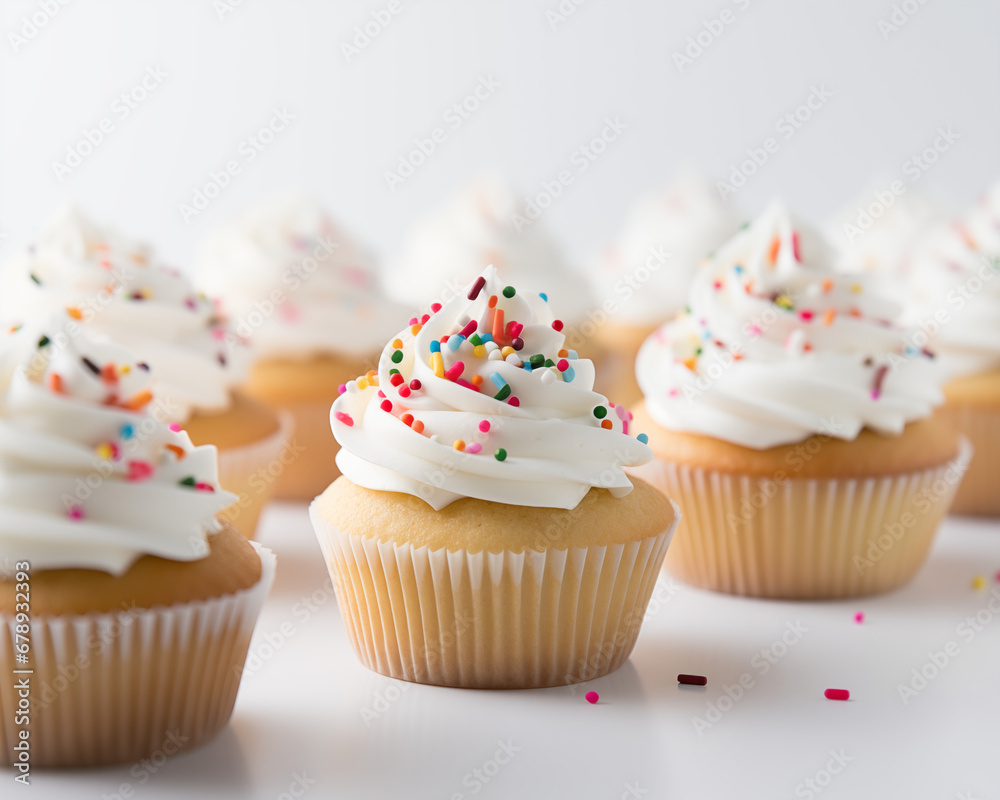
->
[[459, 320, 478, 338], [871, 364, 889, 400], [792, 231, 801, 262], [854, 611, 865, 624], [468, 276, 486, 300], [824, 689, 850, 701], [409, 379, 421, 391], [334, 411, 354, 427], [678, 674, 707, 686], [479, 420, 491, 432], [380, 400, 392, 412], [552, 319, 564, 332], [508, 396, 520, 407], [390, 373, 404, 386], [585, 691, 599, 704], [398, 386, 411, 398], [430, 303, 442, 313]]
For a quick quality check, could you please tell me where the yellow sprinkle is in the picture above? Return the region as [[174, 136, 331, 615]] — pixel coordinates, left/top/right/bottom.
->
[[823, 309, 837, 326], [850, 283, 862, 294], [501, 346, 514, 358], [95, 443, 114, 460], [120, 365, 131, 374], [775, 295, 794, 310], [453, 439, 465, 451], [432, 352, 445, 378], [410, 324, 422, 335], [972, 575, 986, 590], [474, 345, 486, 358], [357, 378, 369, 390], [392, 339, 403, 349]]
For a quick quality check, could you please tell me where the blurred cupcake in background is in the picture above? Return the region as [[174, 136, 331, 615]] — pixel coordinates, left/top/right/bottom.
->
[[0, 206, 287, 537], [0, 315, 274, 767], [825, 179, 948, 293], [901, 181, 1000, 515], [631, 201, 967, 599], [589, 171, 739, 404], [198, 196, 405, 501], [386, 172, 593, 339]]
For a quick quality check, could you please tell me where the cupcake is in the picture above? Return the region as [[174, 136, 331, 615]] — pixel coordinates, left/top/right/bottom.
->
[[589, 171, 739, 404], [386, 173, 593, 335], [310, 266, 678, 689], [0, 315, 274, 768], [631, 201, 967, 599], [198, 196, 404, 500], [902, 182, 1000, 515], [0, 206, 288, 536]]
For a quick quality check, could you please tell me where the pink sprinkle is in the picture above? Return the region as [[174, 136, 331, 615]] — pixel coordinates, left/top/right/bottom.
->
[[444, 361, 465, 381], [622, 420, 629, 435], [854, 612, 865, 624], [479, 420, 491, 432], [456, 378, 480, 392], [508, 396, 520, 407], [747, 324, 762, 337], [466, 443, 482, 454], [615, 404, 628, 421], [126, 461, 154, 482], [169, 423, 182, 432], [557, 359, 569, 372], [377, 389, 386, 398], [824, 688, 850, 701], [338, 384, 347, 395], [398, 386, 411, 398], [431, 303, 442, 313], [67, 505, 84, 521], [335, 411, 354, 427], [585, 691, 599, 704], [509, 322, 524, 338], [792, 231, 801, 262], [211, 327, 226, 341], [408, 317, 418, 326], [668, 388, 680, 398], [799, 310, 814, 322], [995, 570, 1000, 583], [195, 482, 215, 492], [459, 320, 478, 338]]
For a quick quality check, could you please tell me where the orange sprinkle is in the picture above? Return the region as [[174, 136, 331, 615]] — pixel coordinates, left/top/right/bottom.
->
[[682, 357, 697, 372], [453, 440, 465, 451], [492, 308, 505, 344], [488, 295, 498, 309], [744, 280, 754, 295], [823, 309, 836, 325], [165, 444, 186, 460], [767, 235, 780, 266], [66, 307, 83, 321], [401, 413, 414, 426], [601, 419, 613, 430], [49, 373, 64, 393], [121, 390, 153, 411], [366, 369, 377, 380], [100, 363, 118, 385], [558, 349, 568, 358], [392, 339, 403, 349], [822, 279, 834, 294], [412, 420, 425, 434], [471, 374, 483, 386], [848, 307, 862, 318], [410, 324, 422, 335]]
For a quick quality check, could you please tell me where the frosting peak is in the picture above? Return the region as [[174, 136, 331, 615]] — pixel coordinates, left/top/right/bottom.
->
[[637, 201, 945, 449], [331, 266, 651, 510], [0, 315, 236, 575]]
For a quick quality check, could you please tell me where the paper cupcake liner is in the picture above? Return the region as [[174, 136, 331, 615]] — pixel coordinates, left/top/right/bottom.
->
[[272, 399, 343, 501], [630, 440, 971, 599], [940, 401, 1000, 516], [0, 544, 275, 769], [217, 411, 293, 537], [310, 503, 679, 689]]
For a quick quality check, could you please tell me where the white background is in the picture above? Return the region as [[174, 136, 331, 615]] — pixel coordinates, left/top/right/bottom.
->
[[2, 3, 999, 798], [1, 0, 998, 271]]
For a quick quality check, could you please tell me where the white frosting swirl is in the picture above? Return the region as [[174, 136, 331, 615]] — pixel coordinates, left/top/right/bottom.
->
[[331, 267, 652, 510], [385, 175, 593, 323], [637, 201, 945, 449], [197, 195, 404, 359], [590, 171, 739, 323], [902, 183, 1000, 377], [0, 315, 236, 575], [0, 205, 249, 422]]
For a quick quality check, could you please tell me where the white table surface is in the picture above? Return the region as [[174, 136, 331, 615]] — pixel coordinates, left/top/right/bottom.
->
[[8, 503, 999, 799]]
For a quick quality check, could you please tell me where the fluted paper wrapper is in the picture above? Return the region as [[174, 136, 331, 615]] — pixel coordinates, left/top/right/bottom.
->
[[940, 401, 1000, 516], [0, 544, 275, 769], [217, 412, 293, 538], [631, 441, 971, 599], [310, 503, 678, 689]]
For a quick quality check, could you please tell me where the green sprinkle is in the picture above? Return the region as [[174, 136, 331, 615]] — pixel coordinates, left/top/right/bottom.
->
[[391, 350, 403, 364], [37, 335, 50, 348], [593, 406, 607, 419], [494, 448, 507, 461], [470, 333, 483, 346], [502, 286, 515, 298], [30, 273, 42, 285], [529, 354, 544, 367], [494, 384, 511, 401], [389, 368, 400, 375], [179, 476, 196, 487], [544, 359, 555, 368]]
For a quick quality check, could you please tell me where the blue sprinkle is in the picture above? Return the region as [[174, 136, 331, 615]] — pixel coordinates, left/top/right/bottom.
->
[[637, 433, 649, 444], [489, 372, 507, 390], [567, 349, 578, 359], [448, 336, 465, 352], [479, 333, 493, 343], [523, 361, 533, 373], [430, 340, 441, 353], [120, 424, 135, 440], [563, 366, 575, 383], [539, 293, 548, 302]]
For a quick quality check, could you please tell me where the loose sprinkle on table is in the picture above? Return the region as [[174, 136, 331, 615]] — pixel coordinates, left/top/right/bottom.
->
[[678, 674, 707, 686]]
